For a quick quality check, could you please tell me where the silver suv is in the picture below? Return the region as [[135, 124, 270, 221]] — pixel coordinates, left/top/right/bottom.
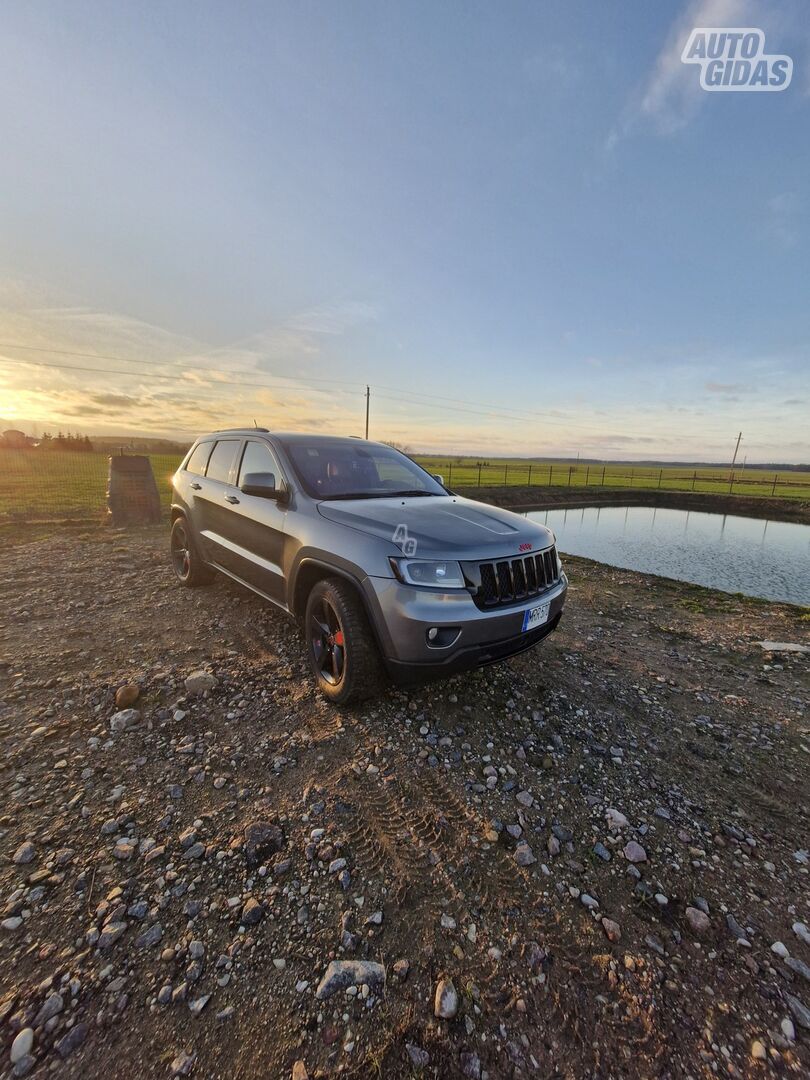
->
[[170, 430, 568, 704]]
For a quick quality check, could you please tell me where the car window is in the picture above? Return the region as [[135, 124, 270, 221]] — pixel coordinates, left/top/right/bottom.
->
[[185, 442, 212, 476], [238, 440, 282, 486], [281, 439, 445, 500], [205, 440, 241, 484]]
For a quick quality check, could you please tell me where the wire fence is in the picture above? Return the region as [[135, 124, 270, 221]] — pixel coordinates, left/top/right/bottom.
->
[[1, 448, 808, 522]]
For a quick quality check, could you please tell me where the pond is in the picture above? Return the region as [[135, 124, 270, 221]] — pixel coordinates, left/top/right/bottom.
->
[[525, 505, 810, 606]]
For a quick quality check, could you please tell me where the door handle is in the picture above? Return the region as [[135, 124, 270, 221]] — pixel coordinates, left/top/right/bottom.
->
[[224, 494, 240, 504], [190, 482, 202, 490]]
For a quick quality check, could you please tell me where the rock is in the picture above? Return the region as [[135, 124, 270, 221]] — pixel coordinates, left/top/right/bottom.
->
[[547, 835, 560, 857], [771, 941, 790, 959], [750, 1040, 766, 1061], [110, 708, 140, 732], [787, 994, 810, 1030], [785, 956, 810, 984], [393, 958, 410, 981], [593, 842, 611, 862], [113, 838, 137, 860], [97, 921, 127, 948], [515, 790, 533, 808], [793, 922, 810, 947], [580, 893, 599, 909], [434, 976, 458, 1019], [623, 841, 647, 863], [514, 842, 536, 867], [460, 1051, 482, 1079], [136, 923, 163, 948], [35, 992, 63, 1026], [241, 898, 264, 927], [115, 683, 140, 708], [291, 1063, 309, 1080], [605, 808, 628, 831], [12, 842, 35, 865], [601, 917, 621, 943], [183, 843, 205, 861], [781, 1018, 795, 1042], [188, 994, 211, 1016], [244, 821, 284, 867], [10, 1029, 33, 1065], [54, 1023, 88, 1059], [441, 913, 456, 929], [315, 960, 386, 1001], [685, 907, 711, 936], [184, 671, 217, 695], [328, 857, 347, 874], [406, 1044, 430, 1067], [757, 640, 810, 653], [170, 1051, 195, 1076]]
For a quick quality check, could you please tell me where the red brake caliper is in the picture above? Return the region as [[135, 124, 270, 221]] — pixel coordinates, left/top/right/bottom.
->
[[333, 631, 344, 647]]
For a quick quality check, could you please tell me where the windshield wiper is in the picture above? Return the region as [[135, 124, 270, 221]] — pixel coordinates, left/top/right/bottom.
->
[[320, 490, 443, 501], [383, 490, 443, 498]]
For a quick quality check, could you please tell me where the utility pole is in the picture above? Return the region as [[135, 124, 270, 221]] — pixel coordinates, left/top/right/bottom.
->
[[730, 431, 742, 468], [365, 386, 370, 439]]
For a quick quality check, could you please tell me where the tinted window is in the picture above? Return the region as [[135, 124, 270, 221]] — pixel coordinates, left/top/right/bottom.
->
[[185, 442, 212, 476], [238, 440, 282, 485], [281, 439, 445, 500], [206, 440, 241, 484]]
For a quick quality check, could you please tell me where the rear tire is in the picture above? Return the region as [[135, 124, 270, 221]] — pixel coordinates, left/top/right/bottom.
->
[[170, 516, 215, 587], [305, 577, 384, 705]]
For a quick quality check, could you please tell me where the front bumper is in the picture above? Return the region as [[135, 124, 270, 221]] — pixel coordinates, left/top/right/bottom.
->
[[363, 572, 568, 683]]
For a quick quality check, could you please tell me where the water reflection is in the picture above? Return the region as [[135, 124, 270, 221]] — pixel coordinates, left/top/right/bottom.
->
[[526, 506, 810, 606]]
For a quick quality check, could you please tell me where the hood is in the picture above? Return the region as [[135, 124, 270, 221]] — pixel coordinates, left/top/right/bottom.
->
[[317, 495, 554, 558]]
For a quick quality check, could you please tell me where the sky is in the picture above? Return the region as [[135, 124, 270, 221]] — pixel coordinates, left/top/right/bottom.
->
[[0, 0, 808, 461]]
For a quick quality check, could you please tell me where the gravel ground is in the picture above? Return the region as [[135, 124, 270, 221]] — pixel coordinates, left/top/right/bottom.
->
[[0, 525, 808, 1079]]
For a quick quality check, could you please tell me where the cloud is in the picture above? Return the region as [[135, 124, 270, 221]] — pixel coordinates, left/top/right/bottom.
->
[[607, 0, 753, 148], [765, 191, 800, 248], [705, 380, 749, 393]]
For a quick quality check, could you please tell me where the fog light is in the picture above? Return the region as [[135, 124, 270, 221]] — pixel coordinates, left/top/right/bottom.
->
[[427, 627, 439, 641]]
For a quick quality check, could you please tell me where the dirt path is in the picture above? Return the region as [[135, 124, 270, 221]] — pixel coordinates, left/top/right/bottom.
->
[[0, 526, 808, 1078]]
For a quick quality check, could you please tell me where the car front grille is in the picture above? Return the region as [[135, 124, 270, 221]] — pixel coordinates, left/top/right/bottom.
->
[[466, 546, 560, 609]]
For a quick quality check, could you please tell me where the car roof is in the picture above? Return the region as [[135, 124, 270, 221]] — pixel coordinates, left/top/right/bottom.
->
[[198, 430, 388, 448]]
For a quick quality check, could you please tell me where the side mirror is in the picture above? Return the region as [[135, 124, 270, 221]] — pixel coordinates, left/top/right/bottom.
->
[[240, 472, 287, 502], [433, 473, 445, 486]]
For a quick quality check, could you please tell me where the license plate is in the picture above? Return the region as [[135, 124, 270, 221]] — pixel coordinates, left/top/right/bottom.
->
[[522, 600, 550, 632]]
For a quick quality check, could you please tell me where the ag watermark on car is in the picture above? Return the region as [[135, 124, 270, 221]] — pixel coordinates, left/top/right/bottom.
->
[[392, 523, 417, 556], [681, 27, 792, 91]]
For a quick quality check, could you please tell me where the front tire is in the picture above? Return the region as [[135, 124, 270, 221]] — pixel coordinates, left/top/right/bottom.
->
[[305, 578, 384, 705], [170, 516, 215, 587]]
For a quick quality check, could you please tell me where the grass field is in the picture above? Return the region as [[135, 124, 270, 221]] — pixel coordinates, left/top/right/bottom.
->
[[1, 449, 808, 520]]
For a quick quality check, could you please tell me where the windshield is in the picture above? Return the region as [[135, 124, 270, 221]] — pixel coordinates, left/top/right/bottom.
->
[[280, 439, 447, 500]]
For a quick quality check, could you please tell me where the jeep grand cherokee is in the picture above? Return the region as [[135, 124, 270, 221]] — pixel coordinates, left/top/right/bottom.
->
[[171, 430, 567, 704]]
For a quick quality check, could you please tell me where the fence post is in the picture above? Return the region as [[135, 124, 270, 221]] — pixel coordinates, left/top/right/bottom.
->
[[728, 471, 734, 495], [585, 465, 590, 486], [567, 465, 572, 487], [477, 463, 482, 486], [657, 469, 662, 489], [548, 464, 552, 486], [771, 473, 778, 495], [504, 463, 508, 485], [448, 463, 453, 485], [528, 463, 532, 485], [691, 471, 696, 491], [601, 465, 606, 485]]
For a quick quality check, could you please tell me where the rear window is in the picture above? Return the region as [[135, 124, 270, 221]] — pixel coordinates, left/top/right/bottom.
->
[[185, 442, 212, 476], [205, 440, 241, 484]]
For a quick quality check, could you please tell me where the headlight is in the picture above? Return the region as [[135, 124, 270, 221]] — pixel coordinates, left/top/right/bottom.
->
[[390, 558, 466, 588]]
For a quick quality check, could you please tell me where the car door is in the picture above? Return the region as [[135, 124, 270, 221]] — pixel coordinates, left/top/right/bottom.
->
[[194, 438, 244, 570], [224, 438, 289, 604]]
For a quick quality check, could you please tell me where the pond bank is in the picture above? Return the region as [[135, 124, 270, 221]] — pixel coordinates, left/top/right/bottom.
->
[[467, 484, 810, 525]]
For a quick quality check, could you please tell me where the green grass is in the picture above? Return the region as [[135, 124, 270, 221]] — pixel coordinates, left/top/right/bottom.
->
[[413, 455, 810, 500], [0, 448, 808, 521]]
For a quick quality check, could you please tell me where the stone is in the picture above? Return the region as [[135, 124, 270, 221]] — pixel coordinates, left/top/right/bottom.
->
[[54, 1023, 88, 1059], [315, 960, 386, 1001], [113, 838, 137, 860], [406, 1044, 430, 1067], [98, 921, 127, 948], [12, 842, 35, 865], [685, 907, 711, 936], [771, 941, 790, 959], [787, 994, 810, 1030], [291, 1063, 309, 1080], [605, 808, 628, 831], [35, 992, 63, 1026], [136, 923, 163, 948], [115, 683, 140, 708], [244, 821, 284, 867], [623, 841, 647, 863], [110, 708, 140, 732], [434, 976, 459, 1019], [188, 994, 210, 1016], [241, 898, 264, 927], [750, 1040, 766, 1061], [593, 842, 611, 862], [184, 670, 217, 695], [793, 922, 810, 947], [460, 1051, 482, 1079], [515, 790, 533, 808], [10, 1029, 33, 1065], [170, 1051, 196, 1076], [393, 958, 410, 981], [785, 956, 810, 984], [514, 842, 536, 867], [601, 917, 621, 943]]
